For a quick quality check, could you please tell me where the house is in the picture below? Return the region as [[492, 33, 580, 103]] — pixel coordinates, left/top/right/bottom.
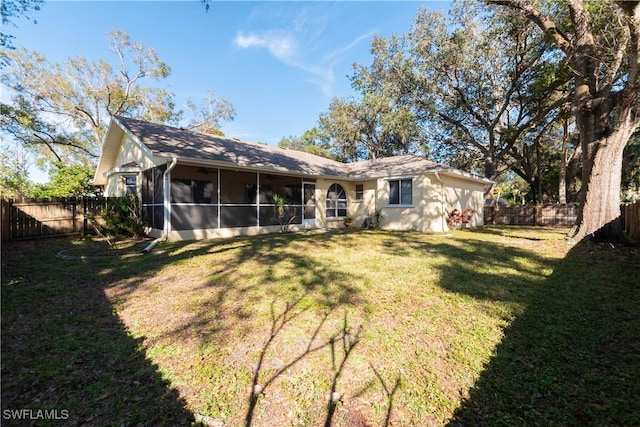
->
[[93, 116, 493, 241]]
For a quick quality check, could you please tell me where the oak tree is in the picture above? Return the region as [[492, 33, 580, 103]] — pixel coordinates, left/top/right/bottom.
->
[[488, 0, 640, 242], [351, 1, 572, 182]]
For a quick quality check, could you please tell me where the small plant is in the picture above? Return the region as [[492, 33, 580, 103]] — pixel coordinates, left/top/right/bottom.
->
[[446, 208, 476, 229], [344, 216, 353, 227], [373, 209, 384, 228], [273, 194, 296, 233]]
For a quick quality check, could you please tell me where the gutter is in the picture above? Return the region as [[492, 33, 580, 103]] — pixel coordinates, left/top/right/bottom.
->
[[433, 171, 447, 232], [143, 157, 178, 253]]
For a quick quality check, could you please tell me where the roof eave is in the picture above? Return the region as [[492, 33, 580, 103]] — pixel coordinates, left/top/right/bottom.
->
[[153, 153, 347, 180]]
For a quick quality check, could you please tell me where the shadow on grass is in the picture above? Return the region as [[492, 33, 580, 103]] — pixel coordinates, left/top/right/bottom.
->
[[1, 230, 365, 425], [1, 239, 194, 426], [243, 298, 364, 427], [436, 234, 640, 425]]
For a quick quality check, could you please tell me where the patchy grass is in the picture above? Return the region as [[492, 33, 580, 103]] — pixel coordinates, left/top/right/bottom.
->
[[2, 227, 639, 426]]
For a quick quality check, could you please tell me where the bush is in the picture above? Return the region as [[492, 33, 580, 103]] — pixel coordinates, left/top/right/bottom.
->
[[103, 195, 144, 238]]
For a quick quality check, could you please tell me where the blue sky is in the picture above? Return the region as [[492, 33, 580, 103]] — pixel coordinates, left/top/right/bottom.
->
[[3, 0, 451, 181]]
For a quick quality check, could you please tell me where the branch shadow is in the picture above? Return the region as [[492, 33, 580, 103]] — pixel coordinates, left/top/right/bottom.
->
[[242, 298, 397, 427], [2, 230, 368, 425]]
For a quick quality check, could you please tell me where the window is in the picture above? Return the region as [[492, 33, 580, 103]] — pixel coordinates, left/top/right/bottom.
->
[[326, 183, 347, 217], [389, 179, 412, 205], [355, 184, 364, 201], [124, 176, 137, 196], [171, 179, 213, 203]]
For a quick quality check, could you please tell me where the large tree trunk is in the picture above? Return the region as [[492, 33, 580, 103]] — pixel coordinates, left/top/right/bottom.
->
[[573, 108, 636, 243], [574, 133, 627, 242], [486, 0, 640, 245]]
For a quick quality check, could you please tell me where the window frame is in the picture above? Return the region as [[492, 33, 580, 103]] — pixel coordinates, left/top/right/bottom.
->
[[326, 183, 348, 218], [124, 175, 137, 196], [355, 184, 364, 202], [388, 178, 413, 206]]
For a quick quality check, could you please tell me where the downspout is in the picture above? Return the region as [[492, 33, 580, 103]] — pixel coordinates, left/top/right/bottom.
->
[[434, 172, 446, 232], [143, 157, 178, 253]]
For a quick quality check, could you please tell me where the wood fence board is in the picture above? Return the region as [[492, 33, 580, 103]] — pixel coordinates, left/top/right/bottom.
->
[[484, 203, 640, 241], [484, 205, 578, 227], [2, 197, 111, 241]]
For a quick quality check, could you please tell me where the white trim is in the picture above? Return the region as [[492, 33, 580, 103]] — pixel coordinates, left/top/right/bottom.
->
[[383, 174, 417, 181], [103, 167, 141, 178], [112, 116, 156, 159]]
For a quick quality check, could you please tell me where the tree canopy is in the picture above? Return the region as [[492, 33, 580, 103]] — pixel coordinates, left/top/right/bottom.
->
[[1, 30, 235, 171], [278, 128, 335, 160], [317, 94, 424, 162], [350, 0, 573, 182]]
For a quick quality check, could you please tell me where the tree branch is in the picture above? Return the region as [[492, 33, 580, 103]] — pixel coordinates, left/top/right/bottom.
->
[[486, 0, 573, 55]]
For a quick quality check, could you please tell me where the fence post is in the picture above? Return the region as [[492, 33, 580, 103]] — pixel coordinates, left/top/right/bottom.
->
[[534, 205, 543, 226], [1, 198, 9, 242], [82, 196, 87, 236]]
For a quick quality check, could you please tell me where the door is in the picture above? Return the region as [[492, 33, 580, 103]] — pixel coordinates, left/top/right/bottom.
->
[[303, 182, 316, 227]]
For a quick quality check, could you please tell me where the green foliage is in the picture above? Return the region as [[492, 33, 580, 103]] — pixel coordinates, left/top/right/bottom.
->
[[0, 139, 32, 198], [317, 93, 423, 162], [29, 163, 97, 198], [372, 208, 384, 228], [272, 194, 295, 233], [623, 131, 640, 202], [278, 127, 335, 160], [103, 195, 144, 238], [350, 0, 572, 179]]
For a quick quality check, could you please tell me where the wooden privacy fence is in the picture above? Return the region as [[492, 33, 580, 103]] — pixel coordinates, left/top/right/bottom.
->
[[621, 201, 640, 242], [1, 197, 109, 241], [484, 202, 640, 241], [483, 204, 579, 227]]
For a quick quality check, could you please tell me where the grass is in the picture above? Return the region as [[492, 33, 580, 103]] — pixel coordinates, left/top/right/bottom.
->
[[1, 227, 639, 426]]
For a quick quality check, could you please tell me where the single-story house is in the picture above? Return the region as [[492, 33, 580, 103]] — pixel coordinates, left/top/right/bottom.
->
[[93, 116, 493, 241]]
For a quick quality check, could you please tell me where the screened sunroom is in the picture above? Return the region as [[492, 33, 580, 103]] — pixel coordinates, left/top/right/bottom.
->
[[140, 164, 318, 238]]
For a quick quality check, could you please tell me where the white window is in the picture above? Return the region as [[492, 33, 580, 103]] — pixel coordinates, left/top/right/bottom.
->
[[326, 183, 347, 217], [355, 184, 364, 201], [124, 176, 137, 196], [389, 179, 412, 205]]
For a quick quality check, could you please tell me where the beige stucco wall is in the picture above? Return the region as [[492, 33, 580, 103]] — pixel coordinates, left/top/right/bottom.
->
[[376, 174, 439, 233], [373, 173, 486, 233], [315, 178, 349, 229], [438, 174, 486, 227], [314, 178, 378, 229], [103, 135, 162, 197]]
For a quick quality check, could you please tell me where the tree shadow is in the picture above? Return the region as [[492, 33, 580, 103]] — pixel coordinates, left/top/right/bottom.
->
[[240, 296, 403, 427], [1, 230, 368, 425], [1, 239, 195, 426], [242, 299, 365, 427], [439, 239, 640, 425]]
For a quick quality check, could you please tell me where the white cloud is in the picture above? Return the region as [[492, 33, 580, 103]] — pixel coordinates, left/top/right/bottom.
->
[[234, 31, 295, 62], [234, 6, 373, 97]]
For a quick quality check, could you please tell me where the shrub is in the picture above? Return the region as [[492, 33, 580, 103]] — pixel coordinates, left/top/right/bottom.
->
[[103, 195, 144, 238]]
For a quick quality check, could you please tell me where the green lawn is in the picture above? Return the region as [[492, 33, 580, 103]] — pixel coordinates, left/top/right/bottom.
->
[[2, 227, 639, 426]]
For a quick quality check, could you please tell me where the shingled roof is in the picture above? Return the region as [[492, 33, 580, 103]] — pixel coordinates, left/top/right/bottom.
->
[[94, 116, 491, 185]]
